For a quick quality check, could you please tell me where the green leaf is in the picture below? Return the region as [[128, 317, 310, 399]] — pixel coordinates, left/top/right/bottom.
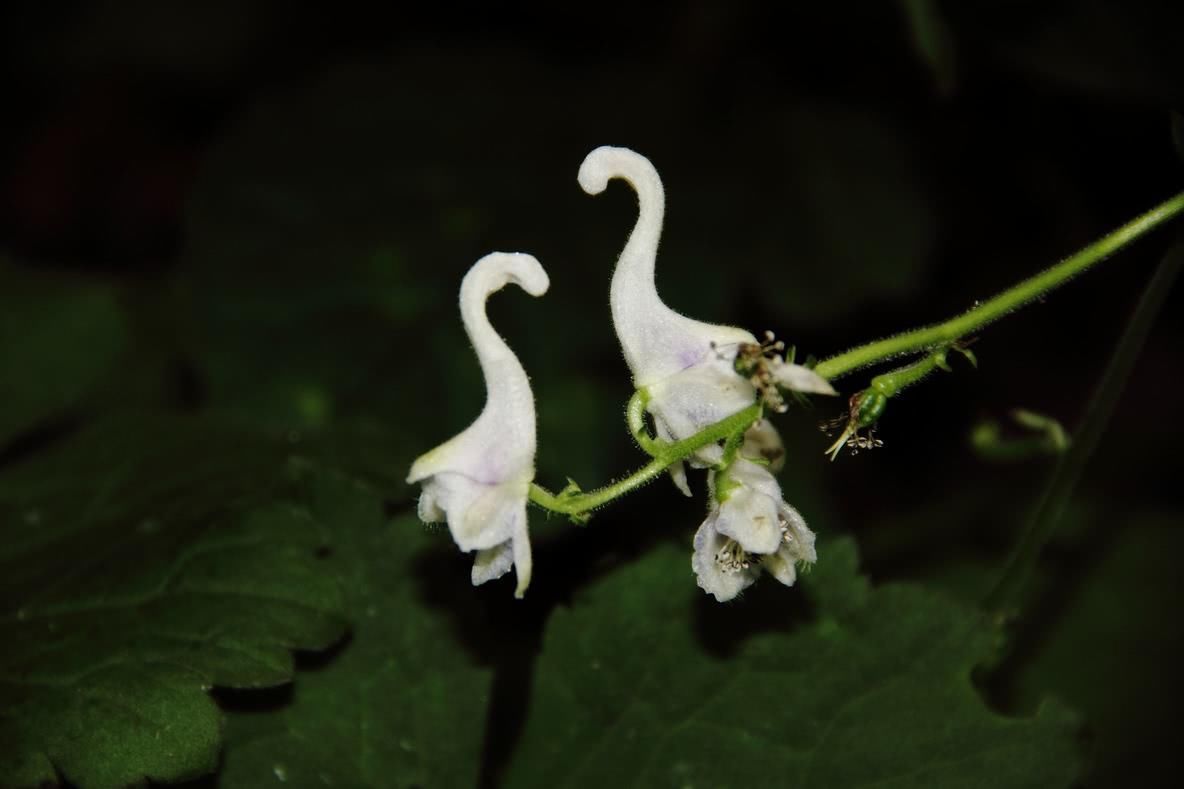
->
[[0, 417, 349, 788], [0, 261, 128, 446], [218, 471, 492, 788], [503, 537, 1083, 788]]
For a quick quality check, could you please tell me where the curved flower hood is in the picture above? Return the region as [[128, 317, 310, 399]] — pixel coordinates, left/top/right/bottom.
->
[[578, 146, 757, 388], [580, 146, 833, 493], [406, 252, 549, 598]]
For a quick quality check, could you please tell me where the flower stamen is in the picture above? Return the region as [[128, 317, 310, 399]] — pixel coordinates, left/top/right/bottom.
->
[[778, 516, 795, 544], [731, 331, 794, 413], [821, 389, 887, 461], [714, 539, 752, 574]]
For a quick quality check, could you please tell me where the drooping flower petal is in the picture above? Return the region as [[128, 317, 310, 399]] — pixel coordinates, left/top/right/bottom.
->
[[692, 458, 818, 602], [406, 252, 549, 598], [581, 146, 763, 492], [762, 501, 817, 587], [691, 513, 760, 603], [644, 360, 758, 453]]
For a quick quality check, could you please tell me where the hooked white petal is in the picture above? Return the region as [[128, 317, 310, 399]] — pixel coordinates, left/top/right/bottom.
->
[[406, 252, 547, 598], [407, 252, 548, 487], [580, 146, 755, 389]]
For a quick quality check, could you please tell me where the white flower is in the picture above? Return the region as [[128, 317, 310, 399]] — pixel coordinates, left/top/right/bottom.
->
[[406, 252, 549, 598], [739, 418, 786, 473], [691, 458, 817, 602], [579, 146, 834, 494]]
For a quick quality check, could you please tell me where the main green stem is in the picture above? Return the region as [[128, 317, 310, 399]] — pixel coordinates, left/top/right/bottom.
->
[[813, 190, 1184, 381], [529, 397, 762, 517], [527, 191, 1184, 518]]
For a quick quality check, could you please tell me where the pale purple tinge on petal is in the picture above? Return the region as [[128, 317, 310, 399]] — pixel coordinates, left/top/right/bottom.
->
[[578, 145, 823, 601], [581, 146, 759, 492], [406, 252, 548, 598], [763, 502, 817, 588], [407, 253, 548, 489], [644, 358, 758, 493], [693, 460, 818, 601], [778, 501, 817, 565], [644, 360, 757, 447], [692, 514, 759, 603], [451, 478, 530, 551], [579, 146, 756, 390]]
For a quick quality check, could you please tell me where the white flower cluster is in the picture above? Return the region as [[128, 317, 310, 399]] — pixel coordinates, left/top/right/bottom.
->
[[407, 148, 834, 600]]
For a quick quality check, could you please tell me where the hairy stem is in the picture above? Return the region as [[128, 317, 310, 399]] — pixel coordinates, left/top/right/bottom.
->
[[868, 346, 958, 398], [814, 191, 1184, 381], [530, 398, 762, 517]]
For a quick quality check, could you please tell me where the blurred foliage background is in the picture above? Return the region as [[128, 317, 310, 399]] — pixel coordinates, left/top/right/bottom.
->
[[1, 1, 1182, 786]]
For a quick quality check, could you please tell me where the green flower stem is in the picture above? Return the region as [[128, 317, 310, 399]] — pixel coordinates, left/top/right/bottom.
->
[[625, 388, 663, 456], [825, 347, 966, 460], [868, 346, 956, 399], [530, 397, 763, 518], [813, 190, 1184, 382]]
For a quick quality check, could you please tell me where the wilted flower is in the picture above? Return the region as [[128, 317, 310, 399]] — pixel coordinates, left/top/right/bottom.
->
[[406, 252, 549, 598], [579, 146, 833, 493], [691, 458, 817, 602]]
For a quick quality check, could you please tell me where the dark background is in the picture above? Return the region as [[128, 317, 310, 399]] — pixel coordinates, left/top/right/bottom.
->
[[2, 2, 1182, 785]]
